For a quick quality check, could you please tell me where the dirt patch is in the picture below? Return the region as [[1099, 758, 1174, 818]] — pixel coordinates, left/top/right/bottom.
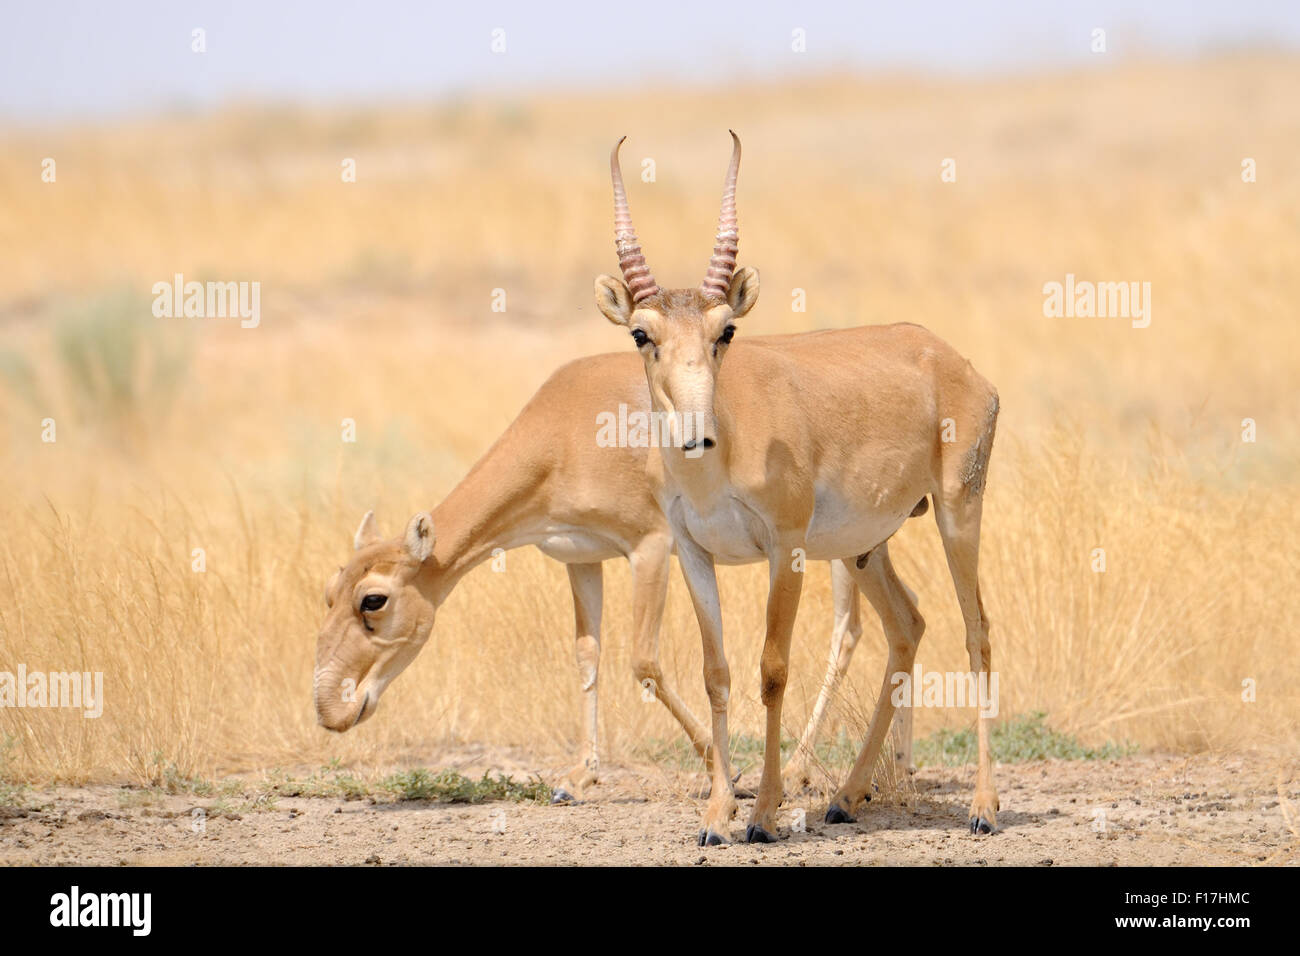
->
[[2, 752, 1295, 866]]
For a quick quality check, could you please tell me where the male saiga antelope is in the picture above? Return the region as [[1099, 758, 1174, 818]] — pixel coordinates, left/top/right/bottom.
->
[[594, 133, 1000, 844], [312, 350, 915, 800]]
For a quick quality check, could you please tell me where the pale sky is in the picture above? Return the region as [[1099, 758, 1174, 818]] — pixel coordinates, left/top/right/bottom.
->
[[2, 0, 1298, 122]]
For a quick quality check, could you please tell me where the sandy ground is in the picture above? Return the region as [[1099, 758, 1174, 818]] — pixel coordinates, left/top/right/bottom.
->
[[2, 752, 1295, 866]]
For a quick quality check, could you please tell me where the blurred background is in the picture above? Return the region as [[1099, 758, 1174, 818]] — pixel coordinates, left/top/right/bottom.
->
[[0, 2, 1297, 786]]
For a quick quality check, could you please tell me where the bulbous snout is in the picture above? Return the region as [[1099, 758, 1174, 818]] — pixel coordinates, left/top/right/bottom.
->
[[672, 404, 718, 458], [314, 687, 375, 732], [659, 357, 719, 457], [313, 665, 378, 732]]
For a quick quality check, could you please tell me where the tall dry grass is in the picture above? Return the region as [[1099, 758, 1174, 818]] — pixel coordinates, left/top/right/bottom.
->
[[0, 56, 1297, 784]]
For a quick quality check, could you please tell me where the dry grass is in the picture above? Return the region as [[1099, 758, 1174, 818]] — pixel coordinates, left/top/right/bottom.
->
[[0, 56, 1297, 785]]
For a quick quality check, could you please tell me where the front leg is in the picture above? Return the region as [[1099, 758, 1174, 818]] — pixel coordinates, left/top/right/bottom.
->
[[627, 535, 711, 764], [746, 549, 804, 843], [554, 562, 603, 803], [674, 531, 736, 846]]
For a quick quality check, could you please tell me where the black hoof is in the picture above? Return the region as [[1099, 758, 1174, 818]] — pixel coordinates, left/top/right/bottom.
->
[[550, 788, 575, 805], [698, 829, 727, 847], [745, 824, 777, 844], [970, 816, 994, 835], [825, 804, 855, 825]]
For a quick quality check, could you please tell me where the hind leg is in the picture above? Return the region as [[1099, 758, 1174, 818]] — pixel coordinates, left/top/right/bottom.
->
[[786, 559, 921, 792], [783, 560, 862, 792], [824, 543, 925, 821], [890, 676, 916, 776], [934, 491, 999, 833], [887, 577, 919, 778]]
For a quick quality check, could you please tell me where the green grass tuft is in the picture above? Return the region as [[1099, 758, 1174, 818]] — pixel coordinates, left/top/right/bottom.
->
[[641, 711, 1136, 772], [256, 761, 552, 805], [146, 751, 219, 796], [914, 711, 1137, 766], [263, 759, 369, 800], [378, 768, 551, 805]]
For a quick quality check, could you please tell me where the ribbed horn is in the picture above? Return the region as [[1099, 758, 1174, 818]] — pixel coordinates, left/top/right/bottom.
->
[[610, 136, 660, 303], [700, 130, 741, 299]]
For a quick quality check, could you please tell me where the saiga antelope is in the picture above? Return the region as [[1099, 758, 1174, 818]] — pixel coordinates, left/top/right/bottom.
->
[[594, 133, 1000, 844], [312, 352, 915, 799]]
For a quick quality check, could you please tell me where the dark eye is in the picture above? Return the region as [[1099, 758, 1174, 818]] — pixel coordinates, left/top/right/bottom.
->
[[360, 594, 387, 613], [718, 325, 736, 346], [631, 329, 649, 348]]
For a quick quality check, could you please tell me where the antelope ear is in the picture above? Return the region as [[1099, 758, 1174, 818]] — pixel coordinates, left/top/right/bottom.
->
[[595, 275, 634, 326], [727, 266, 760, 318], [403, 512, 436, 563], [325, 567, 342, 608], [353, 510, 381, 551]]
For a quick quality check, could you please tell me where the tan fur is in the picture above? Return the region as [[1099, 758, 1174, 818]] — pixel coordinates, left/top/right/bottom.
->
[[597, 265, 1000, 844], [312, 346, 907, 799]]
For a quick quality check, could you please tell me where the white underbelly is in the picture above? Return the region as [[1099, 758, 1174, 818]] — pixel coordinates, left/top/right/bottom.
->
[[804, 485, 915, 559], [804, 512, 907, 560], [676, 497, 767, 565], [536, 532, 621, 564], [669, 480, 923, 566]]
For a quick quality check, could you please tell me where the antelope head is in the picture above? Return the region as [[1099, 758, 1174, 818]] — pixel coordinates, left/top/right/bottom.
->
[[594, 132, 760, 456], [313, 510, 438, 731]]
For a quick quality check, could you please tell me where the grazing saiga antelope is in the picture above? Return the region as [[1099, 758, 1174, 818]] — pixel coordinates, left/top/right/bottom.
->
[[311, 350, 915, 800], [593, 133, 1000, 844]]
